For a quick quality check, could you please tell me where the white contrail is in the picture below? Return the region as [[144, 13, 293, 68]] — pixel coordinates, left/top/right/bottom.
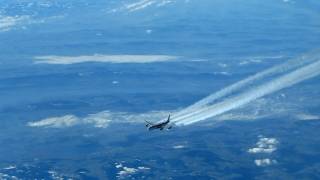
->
[[172, 51, 320, 122], [175, 59, 320, 125]]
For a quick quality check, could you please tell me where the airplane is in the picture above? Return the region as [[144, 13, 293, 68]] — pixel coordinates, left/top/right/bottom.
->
[[145, 114, 172, 131]]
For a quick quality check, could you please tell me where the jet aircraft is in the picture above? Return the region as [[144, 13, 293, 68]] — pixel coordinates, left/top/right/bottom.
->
[[145, 114, 172, 131]]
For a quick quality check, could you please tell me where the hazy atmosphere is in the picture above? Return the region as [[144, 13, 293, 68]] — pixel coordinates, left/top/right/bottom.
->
[[1, 0, 320, 179]]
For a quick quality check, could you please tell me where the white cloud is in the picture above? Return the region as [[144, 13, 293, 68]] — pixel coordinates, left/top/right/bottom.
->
[[0, 15, 31, 32], [173, 145, 186, 149], [27, 110, 172, 129], [115, 163, 123, 169], [109, 0, 177, 13], [0, 14, 64, 32], [239, 59, 262, 66], [213, 72, 231, 76], [27, 115, 79, 128], [246, 55, 284, 60], [83, 111, 112, 128], [48, 170, 65, 180], [248, 137, 278, 154], [3, 165, 16, 170], [127, 0, 156, 12], [214, 98, 297, 122], [295, 113, 320, 121], [115, 163, 150, 179], [157, 0, 173, 7], [254, 159, 277, 167], [249, 136, 279, 167], [189, 59, 208, 62], [112, 80, 119, 84], [27, 113, 111, 129], [0, 173, 18, 180], [118, 167, 138, 179], [218, 63, 228, 68], [138, 166, 151, 170], [238, 55, 284, 66], [146, 29, 153, 34], [216, 113, 261, 121], [34, 54, 178, 65]]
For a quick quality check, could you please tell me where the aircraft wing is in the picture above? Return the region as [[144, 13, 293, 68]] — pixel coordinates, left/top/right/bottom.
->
[[144, 120, 155, 126]]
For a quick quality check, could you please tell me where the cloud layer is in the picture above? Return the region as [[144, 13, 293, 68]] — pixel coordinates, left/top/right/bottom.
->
[[27, 115, 79, 128], [295, 113, 320, 121], [27, 110, 171, 129], [34, 54, 178, 65]]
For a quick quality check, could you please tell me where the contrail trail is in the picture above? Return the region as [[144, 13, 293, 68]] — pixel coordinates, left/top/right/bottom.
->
[[176, 59, 320, 125], [173, 54, 320, 125], [172, 51, 320, 122]]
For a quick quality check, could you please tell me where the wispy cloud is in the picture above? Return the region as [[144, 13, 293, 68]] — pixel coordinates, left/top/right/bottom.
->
[[295, 113, 320, 121], [27, 110, 172, 129], [157, 0, 173, 7], [214, 97, 296, 122], [239, 59, 262, 66], [83, 111, 112, 128], [109, 0, 175, 13], [0, 14, 64, 32], [3, 165, 16, 170], [126, 0, 156, 12], [0, 15, 30, 32], [172, 145, 186, 149], [34, 54, 178, 65], [27, 115, 79, 128]]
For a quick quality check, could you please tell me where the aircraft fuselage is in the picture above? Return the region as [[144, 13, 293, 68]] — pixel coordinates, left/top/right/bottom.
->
[[145, 115, 171, 131]]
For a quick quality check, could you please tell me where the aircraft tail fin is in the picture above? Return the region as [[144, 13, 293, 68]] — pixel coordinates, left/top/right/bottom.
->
[[167, 114, 171, 122]]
